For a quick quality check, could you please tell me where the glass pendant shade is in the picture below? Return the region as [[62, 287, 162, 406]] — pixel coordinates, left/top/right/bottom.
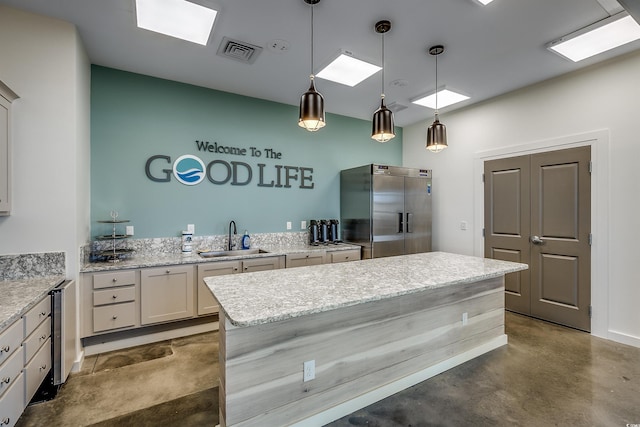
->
[[298, 76, 326, 131], [426, 115, 448, 152], [371, 97, 395, 142]]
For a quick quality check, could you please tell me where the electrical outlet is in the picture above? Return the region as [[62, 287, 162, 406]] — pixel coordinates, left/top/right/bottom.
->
[[460, 221, 468, 231], [187, 224, 195, 234], [303, 360, 315, 382], [462, 312, 468, 325], [286, 221, 292, 230], [301, 220, 307, 230], [126, 226, 134, 236]]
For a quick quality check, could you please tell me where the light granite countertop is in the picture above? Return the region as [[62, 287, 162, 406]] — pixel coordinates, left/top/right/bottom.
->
[[0, 275, 65, 331], [206, 251, 528, 327], [80, 243, 359, 273]]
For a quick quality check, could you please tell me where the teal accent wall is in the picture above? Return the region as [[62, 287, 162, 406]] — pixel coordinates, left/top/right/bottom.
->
[[91, 66, 402, 238]]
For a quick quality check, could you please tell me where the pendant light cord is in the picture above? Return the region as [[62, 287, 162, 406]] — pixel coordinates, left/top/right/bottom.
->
[[310, 5, 314, 78], [381, 31, 385, 99], [435, 52, 438, 116]]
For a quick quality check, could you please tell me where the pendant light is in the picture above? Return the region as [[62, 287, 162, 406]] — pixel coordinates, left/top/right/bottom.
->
[[426, 45, 448, 153], [298, 0, 325, 132], [371, 20, 395, 143]]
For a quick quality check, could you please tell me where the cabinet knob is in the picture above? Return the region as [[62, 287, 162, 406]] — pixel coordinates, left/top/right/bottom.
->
[[0, 346, 9, 353], [40, 311, 47, 317], [40, 364, 47, 371], [346, 256, 349, 259], [112, 315, 118, 320], [112, 295, 118, 299], [2, 417, 10, 425], [112, 278, 118, 282], [233, 267, 238, 271], [244, 267, 248, 271], [166, 270, 171, 274], [1, 377, 9, 384], [41, 335, 47, 341]]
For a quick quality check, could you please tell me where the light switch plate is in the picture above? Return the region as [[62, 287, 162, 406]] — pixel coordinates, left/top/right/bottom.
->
[[303, 360, 315, 382], [126, 226, 134, 236], [286, 221, 292, 230], [301, 220, 307, 229], [187, 224, 195, 233]]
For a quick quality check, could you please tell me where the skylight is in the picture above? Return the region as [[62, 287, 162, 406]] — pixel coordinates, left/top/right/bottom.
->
[[135, 0, 218, 46], [547, 12, 640, 62], [411, 89, 470, 109], [316, 51, 381, 87]]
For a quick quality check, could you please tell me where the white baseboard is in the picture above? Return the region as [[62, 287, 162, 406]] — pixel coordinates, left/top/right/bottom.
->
[[608, 330, 640, 349], [291, 334, 508, 427], [83, 321, 218, 356], [71, 349, 85, 373]]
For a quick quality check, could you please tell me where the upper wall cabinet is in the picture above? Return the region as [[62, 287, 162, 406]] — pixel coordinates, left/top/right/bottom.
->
[[0, 80, 18, 215]]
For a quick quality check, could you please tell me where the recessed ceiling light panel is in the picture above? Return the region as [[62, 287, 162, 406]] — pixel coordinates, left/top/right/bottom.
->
[[547, 12, 640, 62], [316, 50, 381, 87], [135, 0, 218, 46], [471, 0, 495, 5], [412, 89, 470, 109]]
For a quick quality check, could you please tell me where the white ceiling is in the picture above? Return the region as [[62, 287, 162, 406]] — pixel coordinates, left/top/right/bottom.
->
[[1, 0, 639, 127]]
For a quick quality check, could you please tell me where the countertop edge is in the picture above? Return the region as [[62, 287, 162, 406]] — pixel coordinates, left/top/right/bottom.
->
[[207, 252, 528, 328], [0, 275, 65, 331], [80, 244, 361, 273]]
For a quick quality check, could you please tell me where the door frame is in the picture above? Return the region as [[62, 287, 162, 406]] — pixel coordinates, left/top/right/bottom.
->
[[472, 129, 610, 339]]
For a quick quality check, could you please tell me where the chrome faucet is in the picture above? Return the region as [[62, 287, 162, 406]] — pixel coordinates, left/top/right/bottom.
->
[[228, 220, 237, 251]]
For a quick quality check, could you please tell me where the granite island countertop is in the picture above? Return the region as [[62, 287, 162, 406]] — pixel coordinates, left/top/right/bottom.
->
[[0, 275, 65, 331], [81, 243, 359, 273], [205, 251, 528, 327]]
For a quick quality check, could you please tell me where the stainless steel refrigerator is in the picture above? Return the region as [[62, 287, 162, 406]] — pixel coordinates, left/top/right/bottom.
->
[[340, 164, 432, 259]]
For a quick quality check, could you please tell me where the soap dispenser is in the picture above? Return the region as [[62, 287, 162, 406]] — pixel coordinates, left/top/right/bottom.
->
[[241, 230, 251, 250]]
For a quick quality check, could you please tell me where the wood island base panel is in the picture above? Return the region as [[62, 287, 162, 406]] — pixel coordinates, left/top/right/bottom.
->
[[207, 252, 528, 426]]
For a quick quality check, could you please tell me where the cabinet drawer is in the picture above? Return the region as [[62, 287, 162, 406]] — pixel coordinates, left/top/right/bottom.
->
[[0, 347, 22, 400], [329, 249, 361, 263], [24, 339, 51, 405], [23, 296, 50, 338], [0, 321, 21, 366], [243, 256, 284, 272], [93, 286, 136, 306], [93, 270, 136, 289], [0, 372, 24, 427], [93, 302, 136, 333], [23, 317, 51, 364]]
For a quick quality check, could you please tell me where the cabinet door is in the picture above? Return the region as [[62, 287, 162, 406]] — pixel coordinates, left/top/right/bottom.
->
[[243, 256, 283, 273], [141, 266, 194, 325], [197, 261, 241, 316], [0, 371, 24, 427], [0, 94, 11, 214]]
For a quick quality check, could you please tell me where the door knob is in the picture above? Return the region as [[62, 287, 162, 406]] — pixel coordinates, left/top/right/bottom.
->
[[530, 235, 545, 245]]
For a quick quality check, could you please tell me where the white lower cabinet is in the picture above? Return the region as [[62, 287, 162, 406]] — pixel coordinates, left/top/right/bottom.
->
[[0, 293, 51, 426], [0, 372, 23, 427], [197, 261, 241, 316], [141, 266, 194, 325], [24, 339, 51, 404]]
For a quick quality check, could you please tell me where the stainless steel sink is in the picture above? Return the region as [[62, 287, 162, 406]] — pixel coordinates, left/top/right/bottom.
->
[[198, 248, 269, 258]]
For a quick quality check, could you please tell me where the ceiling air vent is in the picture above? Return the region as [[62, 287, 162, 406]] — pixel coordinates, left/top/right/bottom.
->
[[217, 37, 263, 64]]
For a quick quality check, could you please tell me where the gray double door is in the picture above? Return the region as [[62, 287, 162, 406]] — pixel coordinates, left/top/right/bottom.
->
[[484, 146, 591, 331]]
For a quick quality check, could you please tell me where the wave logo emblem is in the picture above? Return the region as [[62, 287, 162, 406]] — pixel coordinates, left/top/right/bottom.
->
[[173, 155, 205, 185]]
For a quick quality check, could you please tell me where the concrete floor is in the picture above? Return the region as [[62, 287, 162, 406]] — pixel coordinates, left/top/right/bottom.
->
[[16, 312, 640, 426]]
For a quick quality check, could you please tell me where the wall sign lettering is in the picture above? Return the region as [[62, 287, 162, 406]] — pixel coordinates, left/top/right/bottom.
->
[[145, 140, 314, 189]]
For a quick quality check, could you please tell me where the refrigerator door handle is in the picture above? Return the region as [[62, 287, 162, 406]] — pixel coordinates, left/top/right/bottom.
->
[[398, 212, 404, 233], [406, 212, 413, 233]]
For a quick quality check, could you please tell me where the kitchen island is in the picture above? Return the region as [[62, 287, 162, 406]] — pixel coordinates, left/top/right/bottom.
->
[[205, 251, 528, 427]]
